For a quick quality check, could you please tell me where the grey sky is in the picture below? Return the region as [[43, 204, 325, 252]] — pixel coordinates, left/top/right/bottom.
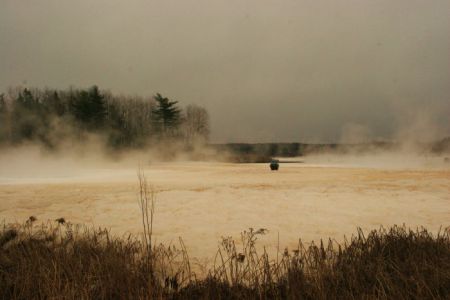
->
[[1, 0, 449, 142]]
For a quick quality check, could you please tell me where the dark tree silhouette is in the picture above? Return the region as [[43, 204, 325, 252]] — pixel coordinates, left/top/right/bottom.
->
[[106, 101, 130, 148], [0, 94, 6, 116], [43, 91, 65, 116], [70, 85, 106, 129], [0, 94, 9, 143], [152, 93, 181, 136], [10, 89, 43, 142], [16, 88, 38, 110]]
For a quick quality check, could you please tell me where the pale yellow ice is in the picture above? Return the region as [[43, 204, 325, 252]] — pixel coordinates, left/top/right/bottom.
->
[[0, 155, 449, 266]]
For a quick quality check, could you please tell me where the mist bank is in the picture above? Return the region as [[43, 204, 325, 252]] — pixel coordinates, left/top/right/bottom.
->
[[1, 134, 449, 167]]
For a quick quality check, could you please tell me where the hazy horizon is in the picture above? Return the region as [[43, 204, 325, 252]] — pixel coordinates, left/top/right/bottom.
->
[[1, 0, 449, 143]]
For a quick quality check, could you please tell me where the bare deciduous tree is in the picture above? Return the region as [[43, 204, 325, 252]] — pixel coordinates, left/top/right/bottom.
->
[[184, 104, 210, 146]]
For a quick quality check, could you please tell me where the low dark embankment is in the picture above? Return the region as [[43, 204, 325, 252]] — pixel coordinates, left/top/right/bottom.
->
[[212, 138, 450, 163], [212, 142, 397, 163], [1, 222, 449, 299]]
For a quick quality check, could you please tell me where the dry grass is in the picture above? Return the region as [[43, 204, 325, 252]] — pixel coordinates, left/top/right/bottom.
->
[[1, 222, 449, 299], [0, 220, 194, 299], [178, 226, 450, 299]]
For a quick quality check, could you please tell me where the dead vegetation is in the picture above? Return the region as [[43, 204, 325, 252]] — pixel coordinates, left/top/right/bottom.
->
[[1, 221, 449, 299]]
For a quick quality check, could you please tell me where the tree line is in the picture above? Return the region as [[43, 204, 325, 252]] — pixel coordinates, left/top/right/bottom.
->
[[0, 86, 209, 150]]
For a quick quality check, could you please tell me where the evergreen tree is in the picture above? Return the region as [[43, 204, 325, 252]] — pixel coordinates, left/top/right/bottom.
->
[[10, 89, 43, 141], [16, 88, 39, 110], [43, 90, 65, 116], [0, 94, 6, 115], [70, 85, 106, 129], [0, 94, 8, 143], [152, 93, 181, 136]]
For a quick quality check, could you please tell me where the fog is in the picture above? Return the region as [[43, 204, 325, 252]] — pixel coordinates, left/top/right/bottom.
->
[[1, 0, 449, 142], [1, 147, 449, 266]]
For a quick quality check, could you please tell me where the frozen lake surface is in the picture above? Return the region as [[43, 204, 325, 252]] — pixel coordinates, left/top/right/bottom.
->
[[1, 151, 449, 265]]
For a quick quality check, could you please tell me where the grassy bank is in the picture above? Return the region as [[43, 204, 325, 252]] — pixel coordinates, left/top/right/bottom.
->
[[0, 221, 449, 299]]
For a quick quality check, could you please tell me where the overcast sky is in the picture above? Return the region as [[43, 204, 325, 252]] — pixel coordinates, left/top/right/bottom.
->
[[1, 0, 449, 143]]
